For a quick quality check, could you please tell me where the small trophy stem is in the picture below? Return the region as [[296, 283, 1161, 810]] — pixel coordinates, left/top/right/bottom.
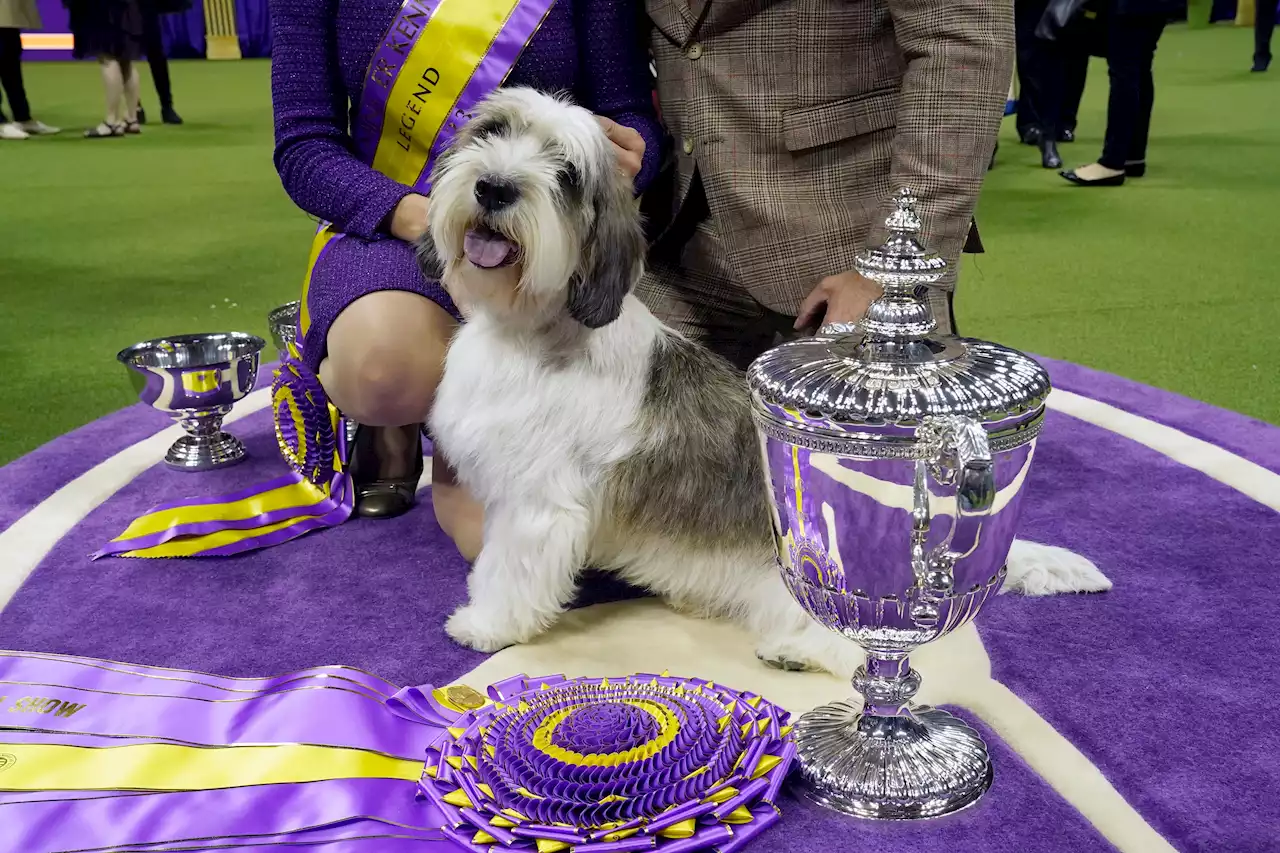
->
[[176, 405, 233, 438], [165, 405, 247, 471], [854, 652, 921, 718]]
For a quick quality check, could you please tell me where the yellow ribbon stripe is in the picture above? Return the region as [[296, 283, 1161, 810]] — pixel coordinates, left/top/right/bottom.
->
[[0, 742, 420, 792], [109, 480, 330, 542], [370, 0, 522, 187], [119, 506, 334, 558], [530, 700, 681, 767], [299, 225, 343, 338]]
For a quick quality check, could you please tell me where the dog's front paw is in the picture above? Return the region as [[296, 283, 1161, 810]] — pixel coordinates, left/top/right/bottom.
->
[[445, 604, 521, 653], [1003, 539, 1113, 597]]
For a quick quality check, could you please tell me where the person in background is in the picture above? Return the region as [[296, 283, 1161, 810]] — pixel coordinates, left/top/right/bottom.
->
[[1061, 0, 1179, 185], [65, 0, 145, 138], [1016, 0, 1067, 167], [271, 0, 660, 553], [0, 0, 60, 139], [1255, 0, 1275, 71], [1059, 50, 1088, 140], [136, 0, 185, 125], [1014, 0, 1092, 168]]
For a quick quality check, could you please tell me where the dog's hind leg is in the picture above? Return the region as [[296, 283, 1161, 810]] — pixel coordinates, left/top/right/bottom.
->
[[445, 502, 590, 653]]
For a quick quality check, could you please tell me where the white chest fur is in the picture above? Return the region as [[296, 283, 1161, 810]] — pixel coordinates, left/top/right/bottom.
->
[[429, 299, 659, 508]]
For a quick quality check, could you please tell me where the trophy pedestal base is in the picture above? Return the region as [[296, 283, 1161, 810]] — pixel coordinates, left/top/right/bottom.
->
[[165, 433, 248, 472], [793, 700, 992, 820]]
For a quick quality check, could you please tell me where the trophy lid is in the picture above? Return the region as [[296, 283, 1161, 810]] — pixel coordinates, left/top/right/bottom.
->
[[747, 190, 1050, 427]]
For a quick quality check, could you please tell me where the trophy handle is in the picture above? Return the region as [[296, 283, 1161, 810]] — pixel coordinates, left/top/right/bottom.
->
[[911, 415, 996, 626]]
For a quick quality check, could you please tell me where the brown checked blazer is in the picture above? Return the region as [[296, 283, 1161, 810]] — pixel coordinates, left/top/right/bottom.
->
[[641, 0, 1014, 328]]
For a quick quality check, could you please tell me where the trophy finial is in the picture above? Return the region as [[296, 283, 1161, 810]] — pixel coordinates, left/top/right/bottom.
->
[[851, 189, 949, 342], [884, 187, 923, 235]]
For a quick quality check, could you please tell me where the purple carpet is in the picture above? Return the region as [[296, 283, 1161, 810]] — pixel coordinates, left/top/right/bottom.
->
[[2, 358, 1278, 853]]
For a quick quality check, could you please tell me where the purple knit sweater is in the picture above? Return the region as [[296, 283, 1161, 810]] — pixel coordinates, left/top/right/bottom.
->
[[271, 0, 663, 240]]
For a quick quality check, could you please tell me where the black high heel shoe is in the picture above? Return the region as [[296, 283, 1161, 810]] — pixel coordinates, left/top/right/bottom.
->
[[349, 424, 424, 519], [1040, 138, 1062, 170], [1060, 167, 1125, 187]]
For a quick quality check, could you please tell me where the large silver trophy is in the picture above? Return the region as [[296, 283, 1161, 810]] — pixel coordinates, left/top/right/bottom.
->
[[747, 190, 1050, 820], [118, 332, 265, 471]]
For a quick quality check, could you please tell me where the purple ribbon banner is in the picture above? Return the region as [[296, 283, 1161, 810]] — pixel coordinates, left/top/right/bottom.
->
[[0, 651, 440, 758], [0, 779, 452, 852]]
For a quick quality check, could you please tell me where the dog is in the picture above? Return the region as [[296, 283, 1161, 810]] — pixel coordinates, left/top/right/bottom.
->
[[422, 88, 1110, 677]]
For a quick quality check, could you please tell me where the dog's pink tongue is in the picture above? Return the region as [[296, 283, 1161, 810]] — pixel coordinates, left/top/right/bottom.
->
[[464, 230, 514, 269]]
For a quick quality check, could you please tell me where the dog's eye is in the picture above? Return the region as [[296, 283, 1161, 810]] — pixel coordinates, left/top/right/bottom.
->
[[472, 118, 506, 139], [557, 164, 581, 190]]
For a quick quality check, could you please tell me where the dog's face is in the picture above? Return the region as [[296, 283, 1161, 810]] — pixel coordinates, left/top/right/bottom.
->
[[423, 88, 645, 330]]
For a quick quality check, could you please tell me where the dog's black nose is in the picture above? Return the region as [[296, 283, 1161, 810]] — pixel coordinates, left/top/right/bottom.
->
[[474, 176, 519, 211]]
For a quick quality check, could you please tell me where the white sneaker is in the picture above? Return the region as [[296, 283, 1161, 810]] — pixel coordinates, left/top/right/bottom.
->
[[0, 122, 30, 140], [20, 119, 60, 135]]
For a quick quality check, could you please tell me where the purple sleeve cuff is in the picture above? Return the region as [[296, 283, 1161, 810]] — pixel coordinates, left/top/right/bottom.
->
[[350, 176, 416, 239], [609, 110, 665, 196]]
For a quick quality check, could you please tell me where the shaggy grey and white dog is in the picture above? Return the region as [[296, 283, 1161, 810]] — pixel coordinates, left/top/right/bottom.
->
[[422, 88, 1110, 676]]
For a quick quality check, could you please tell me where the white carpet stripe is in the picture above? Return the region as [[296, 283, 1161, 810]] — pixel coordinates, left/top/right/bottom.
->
[[960, 683, 1177, 853], [1049, 390, 1280, 512], [0, 389, 272, 607]]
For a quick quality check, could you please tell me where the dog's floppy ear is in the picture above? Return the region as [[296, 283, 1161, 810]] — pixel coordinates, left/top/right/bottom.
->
[[415, 231, 445, 282], [567, 168, 646, 329]]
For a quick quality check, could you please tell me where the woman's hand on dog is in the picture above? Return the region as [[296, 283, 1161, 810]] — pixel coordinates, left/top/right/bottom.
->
[[596, 116, 645, 180], [390, 193, 432, 243]]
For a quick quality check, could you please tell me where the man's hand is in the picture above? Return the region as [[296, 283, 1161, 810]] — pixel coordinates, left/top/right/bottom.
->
[[390, 193, 431, 243], [596, 116, 645, 180], [794, 270, 882, 332]]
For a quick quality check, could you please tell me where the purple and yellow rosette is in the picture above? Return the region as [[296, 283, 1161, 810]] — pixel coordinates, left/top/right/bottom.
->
[[93, 357, 354, 558], [272, 357, 340, 486], [402, 673, 797, 853]]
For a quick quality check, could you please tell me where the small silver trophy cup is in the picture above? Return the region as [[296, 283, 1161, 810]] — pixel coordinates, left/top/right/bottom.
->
[[117, 332, 266, 471], [267, 300, 301, 363], [747, 190, 1051, 820]]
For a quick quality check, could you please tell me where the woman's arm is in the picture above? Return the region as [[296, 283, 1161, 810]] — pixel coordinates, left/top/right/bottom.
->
[[573, 0, 664, 193], [270, 0, 415, 240]]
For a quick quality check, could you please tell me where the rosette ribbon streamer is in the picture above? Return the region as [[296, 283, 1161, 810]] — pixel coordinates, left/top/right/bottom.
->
[[93, 356, 355, 557], [0, 649, 457, 850], [409, 672, 798, 853]]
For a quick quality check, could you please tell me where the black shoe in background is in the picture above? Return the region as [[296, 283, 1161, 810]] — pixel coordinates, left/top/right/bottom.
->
[[1059, 128, 1075, 142], [1253, 55, 1271, 72], [1020, 126, 1044, 146], [161, 106, 184, 125], [1040, 139, 1062, 169], [137, 106, 147, 125]]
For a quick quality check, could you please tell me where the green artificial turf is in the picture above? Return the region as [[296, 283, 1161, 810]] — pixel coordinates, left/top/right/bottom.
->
[[0, 24, 1276, 466]]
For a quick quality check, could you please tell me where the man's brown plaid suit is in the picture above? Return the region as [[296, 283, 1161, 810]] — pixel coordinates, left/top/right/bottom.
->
[[638, 0, 1014, 367]]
